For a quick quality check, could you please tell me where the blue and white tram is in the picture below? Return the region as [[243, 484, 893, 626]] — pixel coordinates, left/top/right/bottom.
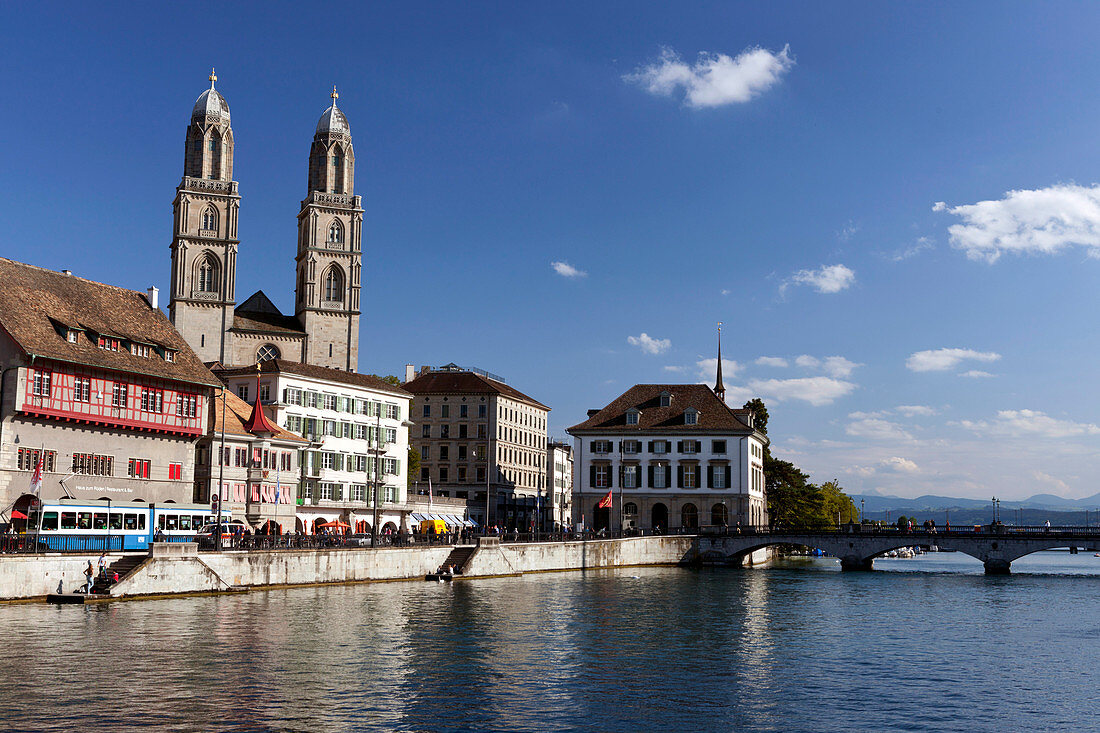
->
[[28, 499, 229, 551]]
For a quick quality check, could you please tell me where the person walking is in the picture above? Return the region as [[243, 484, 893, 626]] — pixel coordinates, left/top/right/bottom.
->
[[97, 553, 108, 579], [83, 561, 94, 594]]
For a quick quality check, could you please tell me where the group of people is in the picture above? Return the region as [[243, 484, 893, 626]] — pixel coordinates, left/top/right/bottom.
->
[[74, 554, 120, 594]]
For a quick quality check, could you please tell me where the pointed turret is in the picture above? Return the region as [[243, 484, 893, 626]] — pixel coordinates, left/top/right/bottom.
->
[[714, 322, 726, 405]]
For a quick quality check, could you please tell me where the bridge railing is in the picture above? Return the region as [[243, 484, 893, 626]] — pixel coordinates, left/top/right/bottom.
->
[[700, 525, 1100, 537]]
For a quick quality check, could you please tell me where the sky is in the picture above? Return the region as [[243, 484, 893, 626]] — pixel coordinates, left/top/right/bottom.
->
[[4, 2, 1100, 500]]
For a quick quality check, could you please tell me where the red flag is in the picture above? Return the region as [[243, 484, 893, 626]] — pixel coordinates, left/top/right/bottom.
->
[[29, 451, 43, 495], [598, 490, 613, 509]]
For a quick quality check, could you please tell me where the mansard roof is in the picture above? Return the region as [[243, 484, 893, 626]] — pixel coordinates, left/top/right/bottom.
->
[[216, 359, 411, 399], [402, 369, 550, 411], [0, 258, 218, 387], [568, 384, 757, 434], [212, 387, 306, 442]]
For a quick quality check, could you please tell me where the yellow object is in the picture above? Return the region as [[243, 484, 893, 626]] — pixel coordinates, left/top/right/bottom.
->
[[419, 519, 446, 534]]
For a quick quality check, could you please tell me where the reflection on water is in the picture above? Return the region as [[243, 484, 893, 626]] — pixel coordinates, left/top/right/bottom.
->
[[3, 553, 1100, 732]]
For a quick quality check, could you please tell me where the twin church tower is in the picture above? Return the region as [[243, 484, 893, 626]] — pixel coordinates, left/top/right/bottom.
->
[[169, 71, 362, 371]]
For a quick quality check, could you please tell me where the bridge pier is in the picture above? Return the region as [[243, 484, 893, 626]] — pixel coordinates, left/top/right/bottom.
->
[[840, 556, 874, 572], [983, 559, 1011, 575]]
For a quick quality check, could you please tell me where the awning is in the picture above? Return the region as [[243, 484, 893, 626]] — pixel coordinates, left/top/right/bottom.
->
[[411, 513, 426, 522], [10, 509, 27, 520]]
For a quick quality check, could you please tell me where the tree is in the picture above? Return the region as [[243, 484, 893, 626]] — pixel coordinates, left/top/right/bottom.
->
[[368, 374, 402, 387], [766, 457, 828, 529], [742, 398, 769, 435], [820, 480, 859, 524], [407, 447, 421, 490]]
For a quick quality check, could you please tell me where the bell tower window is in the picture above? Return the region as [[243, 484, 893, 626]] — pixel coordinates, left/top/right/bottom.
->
[[197, 257, 219, 293], [328, 221, 343, 244], [323, 267, 344, 302], [201, 207, 217, 232]]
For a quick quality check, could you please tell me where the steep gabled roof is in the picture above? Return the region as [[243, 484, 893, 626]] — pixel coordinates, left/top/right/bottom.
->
[[402, 369, 549, 410], [568, 384, 756, 434], [0, 258, 218, 387]]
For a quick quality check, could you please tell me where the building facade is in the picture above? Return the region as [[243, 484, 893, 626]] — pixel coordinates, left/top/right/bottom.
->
[[195, 386, 307, 532], [547, 440, 574, 530], [568, 384, 768, 533], [218, 360, 411, 534], [0, 259, 218, 521], [403, 364, 550, 529], [169, 74, 362, 371]]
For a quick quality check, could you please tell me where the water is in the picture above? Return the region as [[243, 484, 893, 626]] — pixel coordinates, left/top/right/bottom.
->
[[4, 551, 1100, 732]]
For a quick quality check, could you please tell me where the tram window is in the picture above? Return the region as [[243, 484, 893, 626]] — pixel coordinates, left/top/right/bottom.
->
[[138, 514, 146, 530], [179, 516, 191, 531], [192, 515, 203, 528], [93, 513, 107, 530], [165, 515, 178, 530], [158, 515, 166, 530], [60, 512, 76, 530], [42, 512, 58, 531], [78, 512, 92, 529], [124, 514, 137, 530], [109, 513, 123, 530]]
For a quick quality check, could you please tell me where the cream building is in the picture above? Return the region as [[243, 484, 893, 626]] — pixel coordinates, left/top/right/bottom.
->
[[547, 440, 574, 530]]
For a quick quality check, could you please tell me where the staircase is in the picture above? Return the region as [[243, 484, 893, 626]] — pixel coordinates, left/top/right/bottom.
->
[[441, 545, 477, 575], [91, 554, 149, 595]]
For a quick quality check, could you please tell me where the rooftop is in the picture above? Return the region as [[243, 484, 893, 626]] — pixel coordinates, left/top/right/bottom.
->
[[568, 384, 758, 434], [216, 359, 411, 399], [403, 367, 549, 411]]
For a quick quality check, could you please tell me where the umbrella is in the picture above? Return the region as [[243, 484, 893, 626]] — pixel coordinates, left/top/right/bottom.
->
[[10, 510, 27, 520]]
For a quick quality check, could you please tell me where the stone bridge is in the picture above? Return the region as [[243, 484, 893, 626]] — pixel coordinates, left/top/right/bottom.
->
[[692, 526, 1100, 574]]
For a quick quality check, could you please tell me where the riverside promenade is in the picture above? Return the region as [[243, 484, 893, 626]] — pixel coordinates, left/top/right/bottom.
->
[[0, 535, 697, 602]]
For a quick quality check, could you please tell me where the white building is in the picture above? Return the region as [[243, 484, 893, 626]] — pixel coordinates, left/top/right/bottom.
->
[[218, 360, 411, 534], [567, 384, 767, 533], [547, 440, 573, 530]]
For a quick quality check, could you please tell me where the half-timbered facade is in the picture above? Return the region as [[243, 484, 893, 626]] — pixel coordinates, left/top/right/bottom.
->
[[0, 258, 219, 518]]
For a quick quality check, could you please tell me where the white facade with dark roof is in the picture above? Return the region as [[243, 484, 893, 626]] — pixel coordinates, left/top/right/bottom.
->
[[568, 384, 768, 533]]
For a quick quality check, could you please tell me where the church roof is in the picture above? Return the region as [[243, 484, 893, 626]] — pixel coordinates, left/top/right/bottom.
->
[[316, 99, 350, 134], [0, 258, 219, 387], [192, 88, 230, 122]]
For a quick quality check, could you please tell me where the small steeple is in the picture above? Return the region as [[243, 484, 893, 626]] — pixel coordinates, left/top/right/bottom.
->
[[242, 363, 279, 434], [714, 321, 726, 404], [209, 68, 217, 90]]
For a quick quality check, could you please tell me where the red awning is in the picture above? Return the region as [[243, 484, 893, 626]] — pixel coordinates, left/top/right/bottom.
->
[[10, 510, 27, 519]]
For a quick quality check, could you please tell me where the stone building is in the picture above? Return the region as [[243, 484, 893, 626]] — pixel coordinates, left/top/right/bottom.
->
[[403, 364, 550, 529], [169, 72, 362, 372], [547, 440, 574, 530], [217, 360, 411, 534], [568, 383, 768, 533], [0, 258, 218, 521], [195, 385, 307, 532]]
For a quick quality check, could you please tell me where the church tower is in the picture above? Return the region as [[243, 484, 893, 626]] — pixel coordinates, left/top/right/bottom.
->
[[294, 87, 362, 371], [169, 70, 240, 364]]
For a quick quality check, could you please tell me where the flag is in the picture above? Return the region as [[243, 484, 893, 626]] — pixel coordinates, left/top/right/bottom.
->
[[29, 450, 43, 496], [428, 477, 434, 510], [275, 473, 281, 504], [598, 490, 613, 509]]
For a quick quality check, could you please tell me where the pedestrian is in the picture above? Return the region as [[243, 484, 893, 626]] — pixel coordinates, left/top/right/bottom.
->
[[97, 553, 108, 579], [83, 561, 94, 594]]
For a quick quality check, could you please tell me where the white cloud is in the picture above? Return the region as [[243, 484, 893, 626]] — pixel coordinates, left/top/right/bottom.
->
[[838, 222, 859, 241], [796, 355, 861, 378], [906, 348, 1001, 372], [846, 418, 914, 441], [696, 357, 741, 381], [755, 356, 789, 368], [782, 264, 855, 295], [720, 288, 731, 296], [749, 377, 856, 407], [662, 365, 688, 373], [881, 456, 920, 473], [625, 44, 794, 109], [848, 410, 889, 420], [895, 405, 937, 417], [1032, 470, 1072, 496], [960, 370, 995, 379], [550, 261, 587, 278], [936, 184, 1100, 262], [890, 236, 934, 262], [958, 409, 1100, 440], [627, 333, 671, 355]]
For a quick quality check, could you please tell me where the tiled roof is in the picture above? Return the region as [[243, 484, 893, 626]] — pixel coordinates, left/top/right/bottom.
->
[[231, 310, 306, 336], [402, 370, 549, 410], [212, 387, 307, 442], [0, 258, 218, 387], [567, 384, 757, 434], [216, 359, 412, 398]]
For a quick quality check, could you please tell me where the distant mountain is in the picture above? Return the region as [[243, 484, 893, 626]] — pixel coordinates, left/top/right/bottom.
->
[[850, 490, 1100, 524]]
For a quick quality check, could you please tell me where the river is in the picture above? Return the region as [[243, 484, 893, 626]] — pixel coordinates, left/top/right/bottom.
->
[[4, 551, 1100, 732]]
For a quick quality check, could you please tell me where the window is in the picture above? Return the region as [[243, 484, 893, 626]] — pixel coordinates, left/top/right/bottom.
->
[[476, 466, 486, 483], [257, 344, 280, 362], [32, 371, 51, 397], [420, 467, 430, 481], [457, 445, 467, 460], [681, 440, 699, 455], [652, 440, 669, 454], [440, 425, 450, 439], [712, 440, 727, 454], [477, 424, 487, 439], [626, 410, 639, 425], [176, 393, 198, 418], [168, 463, 182, 480], [682, 464, 697, 489], [323, 420, 337, 436], [386, 404, 400, 420], [198, 257, 218, 293], [18, 448, 55, 472], [421, 424, 431, 438], [385, 428, 396, 443], [284, 387, 302, 405], [351, 484, 365, 502], [324, 267, 344, 302], [458, 424, 468, 439], [659, 391, 671, 407], [591, 440, 612, 454], [422, 404, 430, 417], [66, 330, 78, 344], [74, 377, 91, 403], [383, 458, 398, 475], [141, 389, 164, 413], [685, 409, 698, 426], [202, 207, 217, 231], [332, 155, 341, 168], [439, 445, 449, 461], [259, 384, 270, 402], [164, 350, 176, 363], [208, 139, 217, 152], [623, 440, 641, 454], [97, 336, 120, 351], [624, 502, 638, 517], [328, 220, 343, 243], [322, 394, 337, 411], [459, 404, 468, 418], [457, 466, 467, 482], [478, 404, 487, 418], [128, 459, 151, 479], [320, 483, 334, 501], [131, 343, 151, 357], [711, 465, 726, 489], [439, 467, 449, 482], [73, 453, 113, 476], [237, 385, 249, 401], [594, 464, 610, 488], [623, 465, 638, 489], [652, 464, 667, 489]]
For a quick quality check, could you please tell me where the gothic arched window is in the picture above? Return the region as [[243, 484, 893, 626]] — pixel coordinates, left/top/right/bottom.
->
[[201, 207, 217, 232], [197, 256, 218, 293], [257, 344, 280, 362], [328, 220, 343, 244], [324, 267, 344, 302]]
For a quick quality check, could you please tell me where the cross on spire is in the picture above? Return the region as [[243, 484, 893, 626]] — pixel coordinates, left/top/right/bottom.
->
[[209, 68, 217, 89], [331, 85, 339, 103]]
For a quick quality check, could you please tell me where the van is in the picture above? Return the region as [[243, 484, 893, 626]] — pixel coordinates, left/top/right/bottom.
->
[[418, 519, 447, 535]]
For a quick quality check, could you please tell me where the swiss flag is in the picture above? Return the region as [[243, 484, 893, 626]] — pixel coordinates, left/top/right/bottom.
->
[[597, 490, 613, 509]]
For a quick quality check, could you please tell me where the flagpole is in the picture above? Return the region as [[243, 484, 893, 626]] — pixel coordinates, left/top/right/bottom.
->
[[32, 445, 45, 553]]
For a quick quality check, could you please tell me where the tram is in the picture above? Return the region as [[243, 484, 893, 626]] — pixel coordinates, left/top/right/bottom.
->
[[27, 499, 230, 551]]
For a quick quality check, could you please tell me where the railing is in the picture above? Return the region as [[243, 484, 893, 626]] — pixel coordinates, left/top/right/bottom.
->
[[0, 535, 126, 553]]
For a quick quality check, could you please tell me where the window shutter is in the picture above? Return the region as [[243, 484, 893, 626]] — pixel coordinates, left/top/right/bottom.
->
[[677, 441, 683, 453], [707, 466, 713, 488], [608, 466, 614, 488], [725, 466, 732, 488], [590, 441, 597, 452], [619, 465, 624, 486], [648, 465, 654, 488], [590, 465, 596, 487], [677, 465, 684, 488], [694, 440, 701, 453], [647, 441, 653, 453]]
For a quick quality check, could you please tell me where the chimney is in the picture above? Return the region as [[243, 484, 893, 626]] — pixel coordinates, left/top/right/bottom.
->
[[587, 409, 600, 418], [62, 270, 72, 276], [404, 363, 415, 383], [146, 286, 159, 310], [419, 365, 431, 376]]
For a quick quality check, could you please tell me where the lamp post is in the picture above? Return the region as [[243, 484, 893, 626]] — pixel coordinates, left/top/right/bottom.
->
[[860, 498, 864, 524], [371, 409, 382, 548]]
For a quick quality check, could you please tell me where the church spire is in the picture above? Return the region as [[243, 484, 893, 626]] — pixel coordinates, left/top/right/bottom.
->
[[714, 322, 726, 404]]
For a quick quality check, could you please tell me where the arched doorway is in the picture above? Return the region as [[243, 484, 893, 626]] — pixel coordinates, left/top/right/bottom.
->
[[711, 503, 728, 527], [681, 503, 698, 529], [651, 503, 668, 533], [11, 494, 36, 533], [593, 501, 610, 532]]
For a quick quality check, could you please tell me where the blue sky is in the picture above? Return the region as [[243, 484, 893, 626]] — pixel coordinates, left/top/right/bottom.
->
[[4, 2, 1100, 500]]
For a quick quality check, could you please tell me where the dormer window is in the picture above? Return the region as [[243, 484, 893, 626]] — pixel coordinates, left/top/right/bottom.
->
[[659, 391, 671, 407], [685, 409, 698, 426], [131, 343, 150, 358], [66, 330, 78, 344], [626, 409, 639, 426], [97, 336, 120, 352], [164, 350, 177, 363]]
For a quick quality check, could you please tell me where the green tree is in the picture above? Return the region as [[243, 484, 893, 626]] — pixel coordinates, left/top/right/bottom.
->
[[407, 447, 421, 490], [368, 374, 402, 387], [766, 457, 828, 529], [820, 480, 859, 524], [742, 398, 769, 436]]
